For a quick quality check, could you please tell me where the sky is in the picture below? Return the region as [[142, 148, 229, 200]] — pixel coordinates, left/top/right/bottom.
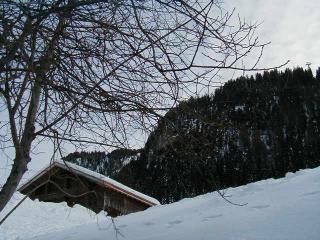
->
[[1, 0, 320, 185], [226, 0, 320, 73]]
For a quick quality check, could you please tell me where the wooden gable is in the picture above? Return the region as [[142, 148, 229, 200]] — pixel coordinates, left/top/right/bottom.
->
[[18, 161, 159, 217]]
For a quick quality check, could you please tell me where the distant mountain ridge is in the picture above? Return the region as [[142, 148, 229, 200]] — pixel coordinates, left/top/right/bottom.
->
[[65, 67, 320, 204], [62, 149, 141, 177]]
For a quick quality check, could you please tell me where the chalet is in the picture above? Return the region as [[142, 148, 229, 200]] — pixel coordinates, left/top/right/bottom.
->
[[18, 160, 160, 217]]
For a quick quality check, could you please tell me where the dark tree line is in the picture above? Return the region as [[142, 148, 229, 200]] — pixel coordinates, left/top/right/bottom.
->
[[66, 67, 320, 204]]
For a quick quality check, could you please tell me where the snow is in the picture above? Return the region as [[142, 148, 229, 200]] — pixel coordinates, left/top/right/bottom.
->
[[121, 154, 139, 167], [19, 160, 160, 206], [1, 167, 320, 240], [235, 104, 245, 111], [0, 194, 106, 240]]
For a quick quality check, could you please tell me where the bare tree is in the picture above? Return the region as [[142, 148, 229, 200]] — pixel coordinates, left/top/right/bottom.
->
[[0, 0, 284, 212]]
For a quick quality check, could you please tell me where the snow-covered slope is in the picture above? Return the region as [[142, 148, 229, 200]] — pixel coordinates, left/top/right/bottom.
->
[[2, 167, 320, 240], [0, 194, 106, 240]]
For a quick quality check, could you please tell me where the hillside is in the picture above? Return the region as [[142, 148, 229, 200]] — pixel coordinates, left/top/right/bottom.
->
[[116, 67, 320, 203], [65, 68, 320, 204], [1, 166, 320, 240]]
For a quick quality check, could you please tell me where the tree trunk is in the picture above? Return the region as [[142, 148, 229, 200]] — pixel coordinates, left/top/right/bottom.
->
[[0, 15, 61, 211], [0, 154, 30, 212], [0, 78, 42, 213]]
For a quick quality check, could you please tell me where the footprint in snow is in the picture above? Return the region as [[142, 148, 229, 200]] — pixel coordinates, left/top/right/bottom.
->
[[251, 204, 270, 209], [202, 214, 223, 222], [144, 222, 155, 226], [302, 190, 320, 196], [167, 220, 183, 228]]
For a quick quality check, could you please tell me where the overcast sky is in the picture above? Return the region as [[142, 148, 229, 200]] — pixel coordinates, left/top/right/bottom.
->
[[1, 0, 320, 184], [226, 0, 320, 73]]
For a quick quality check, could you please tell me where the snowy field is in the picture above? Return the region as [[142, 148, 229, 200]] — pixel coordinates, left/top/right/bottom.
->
[[1, 167, 320, 240]]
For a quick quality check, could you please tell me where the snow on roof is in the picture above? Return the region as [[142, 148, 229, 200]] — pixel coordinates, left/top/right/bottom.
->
[[19, 160, 160, 206]]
